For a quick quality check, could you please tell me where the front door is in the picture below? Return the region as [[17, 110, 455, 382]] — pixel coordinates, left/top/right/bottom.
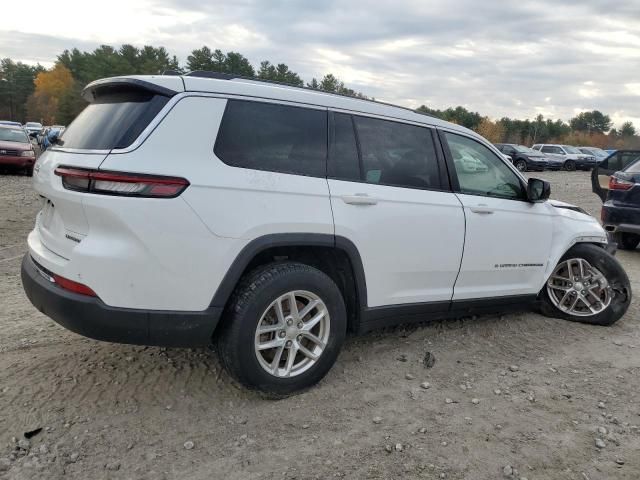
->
[[441, 131, 553, 300]]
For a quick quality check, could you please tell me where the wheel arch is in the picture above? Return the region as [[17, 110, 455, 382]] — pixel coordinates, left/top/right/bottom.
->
[[210, 234, 367, 332]]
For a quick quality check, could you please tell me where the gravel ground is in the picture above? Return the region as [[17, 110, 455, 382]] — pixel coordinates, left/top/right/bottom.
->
[[0, 170, 639, 480]]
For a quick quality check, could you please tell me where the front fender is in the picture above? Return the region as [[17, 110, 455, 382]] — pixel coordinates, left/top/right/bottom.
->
[[540, 207, 608, 290]]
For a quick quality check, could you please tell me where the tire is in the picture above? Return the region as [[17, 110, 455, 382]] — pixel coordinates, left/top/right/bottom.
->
[[540, 243, 631, 326], [217, 262, 347, 396], [615, 232, 640, 250], [515, 159, 527, 172], [564, 160, 576, 171], [25, 167, 34, 177]]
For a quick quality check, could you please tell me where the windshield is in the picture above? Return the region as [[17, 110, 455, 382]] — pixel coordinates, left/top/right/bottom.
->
[[0, 128, 29, 143], [563, 145, 581, 154], [25, 122, 42, 128], [514, 145, 539, 154]]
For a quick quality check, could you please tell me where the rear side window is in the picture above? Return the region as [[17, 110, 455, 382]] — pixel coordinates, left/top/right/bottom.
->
[[59, 89, 169, 150], [353, 116, 440, 190], [215, 100, 327, 177]]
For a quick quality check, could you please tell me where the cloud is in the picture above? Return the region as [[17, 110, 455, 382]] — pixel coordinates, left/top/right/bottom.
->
[[1, 0, 640, 126]]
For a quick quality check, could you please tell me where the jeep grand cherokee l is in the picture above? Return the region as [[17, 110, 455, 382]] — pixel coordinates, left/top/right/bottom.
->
[[21, 73, 631, 395]]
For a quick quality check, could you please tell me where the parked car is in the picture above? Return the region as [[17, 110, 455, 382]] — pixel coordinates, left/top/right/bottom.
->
[[24, 122, 43, 137], [598, 158, 640, 250], [531, 144, 596, 171], [21, 73, 631, 395], [591, 150, 640, 202], [0, 125, 37, 175], [0, 120, 22, 128], [495, 143, 549, 172], [578, 146, 609, 161]]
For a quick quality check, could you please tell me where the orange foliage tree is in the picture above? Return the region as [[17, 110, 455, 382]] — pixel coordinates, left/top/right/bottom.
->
[[26, 64, 74, 124]]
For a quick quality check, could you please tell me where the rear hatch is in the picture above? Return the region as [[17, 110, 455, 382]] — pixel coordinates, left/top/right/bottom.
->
[[33, 76, 182, 260]]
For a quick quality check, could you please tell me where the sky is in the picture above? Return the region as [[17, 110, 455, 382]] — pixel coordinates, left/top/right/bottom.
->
[[1, 0, 640, 127]]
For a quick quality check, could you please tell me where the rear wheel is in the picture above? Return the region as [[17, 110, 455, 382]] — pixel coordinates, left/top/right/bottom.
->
[[515, 159, 527, 172], [540, 244, 631, 325], [564, 160, 576, 171], [615, 232, 640, 250], [217, 262, 346, 396]]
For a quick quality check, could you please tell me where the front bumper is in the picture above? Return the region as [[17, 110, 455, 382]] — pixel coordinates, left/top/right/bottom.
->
[[0, 155, 35, 168], [21, 255, 221, 347]]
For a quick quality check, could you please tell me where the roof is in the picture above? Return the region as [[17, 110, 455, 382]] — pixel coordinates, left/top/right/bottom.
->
[[83, 74, 477, 139]]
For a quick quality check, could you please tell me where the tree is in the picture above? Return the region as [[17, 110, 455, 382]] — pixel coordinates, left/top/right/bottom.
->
[[0, 58, 44, 122], [620, 121, 636, 137], [27, 64, 75, 124], [186, 46, 214, 71], [569, 110, 612, 134], [225, 52, 255, 77], [258, 61, 303, 86], [475, 117, 504, 143]]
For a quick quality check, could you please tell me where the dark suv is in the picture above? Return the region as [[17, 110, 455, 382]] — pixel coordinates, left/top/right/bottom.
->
[[494, 144, 548, 172]]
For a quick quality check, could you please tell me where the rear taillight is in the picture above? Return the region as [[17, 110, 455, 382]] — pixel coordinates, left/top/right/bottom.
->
[[54, 167, 189, 198], [609, 176, 634, 191]]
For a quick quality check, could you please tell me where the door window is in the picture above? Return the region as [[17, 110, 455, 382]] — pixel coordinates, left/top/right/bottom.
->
[[444, 132, 526, 200], [328, 113, 361, 181], [353, 116, 441, 190], [541, 146, 563, 154]]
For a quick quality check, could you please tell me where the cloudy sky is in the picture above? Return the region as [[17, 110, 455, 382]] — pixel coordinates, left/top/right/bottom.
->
[[2, 0, 640, 126]]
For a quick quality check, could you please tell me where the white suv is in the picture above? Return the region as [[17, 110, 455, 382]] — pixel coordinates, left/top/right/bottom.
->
[[531, 144, 597, 171], [22, 73, 631, 395]]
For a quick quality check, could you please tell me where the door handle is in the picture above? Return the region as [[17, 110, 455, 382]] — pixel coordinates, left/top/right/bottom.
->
[[341, 194, 378, 205], [470, 204, 494, 214]]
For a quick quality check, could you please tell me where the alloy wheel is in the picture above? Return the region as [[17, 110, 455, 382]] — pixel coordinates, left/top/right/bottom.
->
[[546, 258, 612, 316], [254, 290, 330, 378]]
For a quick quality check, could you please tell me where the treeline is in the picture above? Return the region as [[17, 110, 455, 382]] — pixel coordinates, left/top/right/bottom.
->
[[0, 44, 367, 126], [0, 43, 638, 149], [417, 106, 639, 149]]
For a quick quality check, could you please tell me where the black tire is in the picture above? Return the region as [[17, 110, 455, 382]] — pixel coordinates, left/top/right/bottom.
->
[[25, 167, 34, 177], [564, 160, 576, 171], [217, 262, 347, 396], [539, 243, 631, 326], [615, 232, 640, 250], [515, 159, 527, 172]]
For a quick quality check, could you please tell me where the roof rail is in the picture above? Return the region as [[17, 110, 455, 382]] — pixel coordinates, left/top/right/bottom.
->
[[180, 70, 436, 119]]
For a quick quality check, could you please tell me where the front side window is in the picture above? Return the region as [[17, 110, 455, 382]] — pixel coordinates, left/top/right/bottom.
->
[[329, 113, 360, 181], [353, 116, 440, 190], [444, 132, 525, 200], [215, 100, 327, 177]]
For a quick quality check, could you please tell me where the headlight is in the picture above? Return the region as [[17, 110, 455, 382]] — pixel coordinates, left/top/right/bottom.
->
[[21, 150, 35, 157]]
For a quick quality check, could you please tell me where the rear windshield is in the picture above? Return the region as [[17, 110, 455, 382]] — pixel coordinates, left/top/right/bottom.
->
[[58, 89, 170, 150]]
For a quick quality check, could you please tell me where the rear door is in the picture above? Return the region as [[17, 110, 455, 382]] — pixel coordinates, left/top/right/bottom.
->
[[327, 112, 465, 309], [591, 150, 640, 202]]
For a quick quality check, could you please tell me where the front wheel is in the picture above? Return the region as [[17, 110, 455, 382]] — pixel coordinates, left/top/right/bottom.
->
[[217, 262, 347, 396], [540, 244, 631, 325], [515, 159, 527, 172], [564, 160, 576, 171]]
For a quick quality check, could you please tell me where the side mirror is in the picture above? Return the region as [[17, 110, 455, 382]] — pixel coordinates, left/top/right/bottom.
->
[[527, 178, 550, 203]]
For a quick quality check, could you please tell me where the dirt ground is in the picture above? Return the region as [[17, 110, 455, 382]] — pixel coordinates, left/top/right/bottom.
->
[[0, 170, 638, 480]]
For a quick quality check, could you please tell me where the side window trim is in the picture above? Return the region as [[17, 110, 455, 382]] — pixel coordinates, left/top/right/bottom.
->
[[438, 128, 528, 201]]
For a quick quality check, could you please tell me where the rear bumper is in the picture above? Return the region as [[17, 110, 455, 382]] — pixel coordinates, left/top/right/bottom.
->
[[21, 254, 221, 347], [0, 156, 34, 168]]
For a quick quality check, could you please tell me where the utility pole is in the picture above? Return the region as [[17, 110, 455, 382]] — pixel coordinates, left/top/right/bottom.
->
[[0, 78, 14, 121]]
